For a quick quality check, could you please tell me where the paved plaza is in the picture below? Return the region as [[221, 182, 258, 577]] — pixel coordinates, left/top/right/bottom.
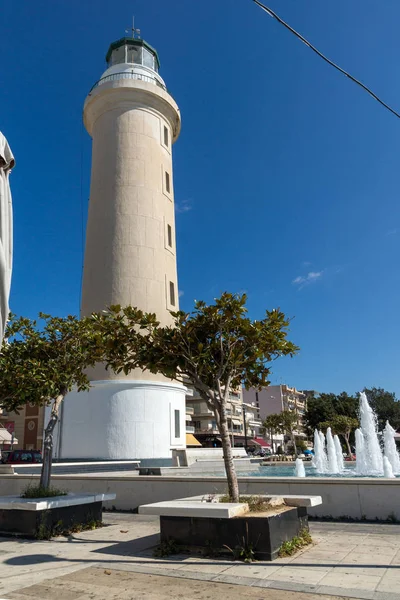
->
[[1, 513, 400, 599]]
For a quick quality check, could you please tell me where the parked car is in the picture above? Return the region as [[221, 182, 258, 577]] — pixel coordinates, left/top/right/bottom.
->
[[1, 450, 42, 464]]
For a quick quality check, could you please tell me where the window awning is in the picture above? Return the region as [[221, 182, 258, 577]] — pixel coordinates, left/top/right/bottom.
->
[[250, 437, 271, 448], [186, 433, 202, 447], [0, 427, 17, 444], [232, 419, 242, 425]]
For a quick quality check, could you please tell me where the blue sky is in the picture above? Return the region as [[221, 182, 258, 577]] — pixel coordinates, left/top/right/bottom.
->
[[2, 0, 400, 396]]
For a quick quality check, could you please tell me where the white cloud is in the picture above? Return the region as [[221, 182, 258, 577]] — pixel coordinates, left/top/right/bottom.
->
[[386, 228, 398, 236], [178, 290, 184, 298], [302, 261, 312, 267], [175, 199, 193, 214], [292, 271, 323, 289]]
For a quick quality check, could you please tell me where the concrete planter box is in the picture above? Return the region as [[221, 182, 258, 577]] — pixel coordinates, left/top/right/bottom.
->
[[139, 494, 322, 561], [0, 493, 116, 538], [160, 506, 308, 561]]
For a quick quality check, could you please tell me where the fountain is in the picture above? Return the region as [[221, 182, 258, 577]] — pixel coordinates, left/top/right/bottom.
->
[[295, 458, 306, 477], [383, 456, 395, 479], [356, 392, 383, 474], [312, 429, 328, 473], [334, 434, 345, 472], [326, 427, 339, 473], [312, 392, 400, 477], [383, 421, 400, 474]]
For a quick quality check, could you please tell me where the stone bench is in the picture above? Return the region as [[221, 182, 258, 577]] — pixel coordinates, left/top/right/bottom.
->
[[139, 494, 322, 519], [139, 494, 323, 561]]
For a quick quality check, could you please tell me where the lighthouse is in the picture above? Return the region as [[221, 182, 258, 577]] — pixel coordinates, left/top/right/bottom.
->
[[53, 32, 187, 461]]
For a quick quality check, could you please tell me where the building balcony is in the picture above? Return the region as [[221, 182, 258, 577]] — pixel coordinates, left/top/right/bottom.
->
[[192, 411, 213, 418], [248, 418, 262, 426], [185, 406, 194, 415], [195, 428, 219, 434], [186, 426, 195, 434]]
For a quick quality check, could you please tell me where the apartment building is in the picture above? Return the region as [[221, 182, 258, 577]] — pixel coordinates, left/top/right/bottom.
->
[[0, 404, 45, 450], [242, 384, 307, 449], [185, 386, 263, 447]]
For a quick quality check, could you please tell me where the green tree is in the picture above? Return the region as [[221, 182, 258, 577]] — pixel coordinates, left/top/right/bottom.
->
[[97, 293, 298, 502], [304, 393, 336, 436], [319, 415, 359, 457], [0, 314, 105, 490], [280, 410, 299, 455], [332, 392, 358, 420], [263, 413, 282, 453], [363, 387, 400, 430]]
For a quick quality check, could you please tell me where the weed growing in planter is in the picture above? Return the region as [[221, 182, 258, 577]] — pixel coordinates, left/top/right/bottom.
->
[[21, 485, 67, 499], [220, 494, 283, 513], [278, 528, 312, 557], [224, 542, 257, 563], [153, 539, 179, 557], [36, 517, 102, 540], [224, 522, 260, 563]]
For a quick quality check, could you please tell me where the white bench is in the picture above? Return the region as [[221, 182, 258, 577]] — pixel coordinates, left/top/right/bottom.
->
[[139, 494, 322, 519]]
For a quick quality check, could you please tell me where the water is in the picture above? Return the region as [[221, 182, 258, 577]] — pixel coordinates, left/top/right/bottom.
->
[[326, 427, 339, 473], [383, 456, 395, 479], [312, 391, 400, 478], [194, 464, 400, 478], [334, 434, 345, 472], [295, 458, 306, 477], [383, 421, 400, 474], [312, 429, 328, 473], [357, 392, 383, 474]]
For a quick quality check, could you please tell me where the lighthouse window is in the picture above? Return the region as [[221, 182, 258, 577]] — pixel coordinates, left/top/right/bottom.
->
[[169, 281, 176, 306], [127, 45, 142, 64], [165, 171, 170, 193], [163, 126, 169, 147], [143, 47, 155, 70], [167, 224, 172, 247]]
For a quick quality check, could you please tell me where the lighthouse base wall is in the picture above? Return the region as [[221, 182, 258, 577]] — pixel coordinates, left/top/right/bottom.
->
[[47, 380, 187, 461]]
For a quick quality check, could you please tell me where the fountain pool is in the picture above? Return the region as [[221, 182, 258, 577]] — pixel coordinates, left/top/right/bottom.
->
[[190, 464, 400, 478]]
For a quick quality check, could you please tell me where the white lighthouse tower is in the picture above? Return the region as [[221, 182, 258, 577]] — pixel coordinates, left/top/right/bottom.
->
[[54, 32, 187, 462]]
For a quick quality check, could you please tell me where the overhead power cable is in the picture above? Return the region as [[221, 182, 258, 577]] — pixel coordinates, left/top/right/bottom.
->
[[252, 0, 400, 120]]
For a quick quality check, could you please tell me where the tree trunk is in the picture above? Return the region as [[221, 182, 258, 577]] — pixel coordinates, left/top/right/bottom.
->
[[40, 394, 64, 490], [291, 432, 297, 456], [270, 429, 274, 453], [219, 412, 239, 502], [343, 433, 352, 458]]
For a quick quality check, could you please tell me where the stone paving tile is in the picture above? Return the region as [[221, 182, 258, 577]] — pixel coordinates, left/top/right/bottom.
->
[[344, 554, 395, 566], [168, 557, 231, 574], [353, 546, 399, 556], [222, 563, 282, 578], [318, 571, 381, 591], [212, 574, 262, 586], [332, 566, 388, 576], [264, 566, 331, 585], [262, 580, 323, 594], [316, 585, 376, 599], [299, 550, 352, 562], [389, 551, 400, 565], [376, 571, 400, 591]]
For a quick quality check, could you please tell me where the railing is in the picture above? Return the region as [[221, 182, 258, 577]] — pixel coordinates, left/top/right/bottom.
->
[[186, 426, 195, 434], [192, 410, 213, 417], [88, 71, 167, 94], [185, 406, 194, 415]]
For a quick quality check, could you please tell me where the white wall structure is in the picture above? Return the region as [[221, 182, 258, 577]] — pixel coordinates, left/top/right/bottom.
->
[[58, 35, 186, 460]]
